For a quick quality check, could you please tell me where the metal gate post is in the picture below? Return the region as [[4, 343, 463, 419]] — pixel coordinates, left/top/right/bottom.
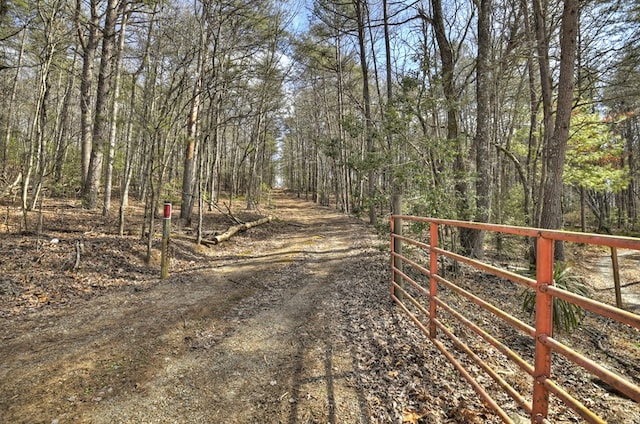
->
[[532, 236, 554, 422], [429, 222, 439, 338], [391, 216, 397, 297]]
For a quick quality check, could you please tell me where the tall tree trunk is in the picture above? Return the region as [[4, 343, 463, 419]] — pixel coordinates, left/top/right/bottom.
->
[[522, 0, 538, 227], [83, 0, 119, 209], [22, 46, 54, 227], [118, 75, 137, 236], [30, 46, 54, 211], [470, 0, 492, 258], [54, 50, 78, 184], [424, 0, 469, 248], [336, 36, 350, 213], [144, 142, 156, 263], [180, 82, 201, 223], [538, 0, 579, 261], [26, 0, 69, 213], [383, 0, 400, 218], [625, 119, 638, 229], [196, 131, 206, 245], [532, 0, 555, 230], [246, 111, 263, 210], [2, 27, 26, 179], [181, 8, 209, 224], [208, 96, 221, 206], [121, 1, 156, 220], [77, 0, 99, 188], [354, 0, 376, 225], [103, 3, 130, 216]]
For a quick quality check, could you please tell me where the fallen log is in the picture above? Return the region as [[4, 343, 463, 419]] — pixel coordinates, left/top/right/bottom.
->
[[174, 235, 217, 247], [212, 216, 272, 244], [177, 216, 273, 246]]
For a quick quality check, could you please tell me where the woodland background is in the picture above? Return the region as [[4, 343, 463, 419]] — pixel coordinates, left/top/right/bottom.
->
[[1, 0, 639, 258]]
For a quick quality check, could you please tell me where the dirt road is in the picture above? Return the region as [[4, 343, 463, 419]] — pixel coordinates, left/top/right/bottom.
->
[[593, 250, 640, 313], [4, 192, 638, 423], [0, 193, 396, 423], [4, 192, 640, 424]]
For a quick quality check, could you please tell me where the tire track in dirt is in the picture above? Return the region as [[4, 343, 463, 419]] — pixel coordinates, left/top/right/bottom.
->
[[89, 200, 374, 423], [1, 193, 382, 423]]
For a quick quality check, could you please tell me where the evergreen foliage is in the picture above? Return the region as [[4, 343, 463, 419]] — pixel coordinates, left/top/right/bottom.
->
[[522, 263, 591, 333]]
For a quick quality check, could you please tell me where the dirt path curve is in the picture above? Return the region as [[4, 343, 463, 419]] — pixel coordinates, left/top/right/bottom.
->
[[585, 248, 640, 313], [0, 193, 392, 424]]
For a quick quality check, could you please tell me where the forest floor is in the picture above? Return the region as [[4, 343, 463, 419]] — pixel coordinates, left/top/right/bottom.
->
[[0, 190, 639, 424]]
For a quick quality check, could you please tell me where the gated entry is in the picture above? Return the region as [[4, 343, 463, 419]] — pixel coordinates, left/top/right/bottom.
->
[[390, 216, 640, 423]]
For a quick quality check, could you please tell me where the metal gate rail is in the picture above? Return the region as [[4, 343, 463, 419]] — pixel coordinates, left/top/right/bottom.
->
[[390, 216, 640, 424]]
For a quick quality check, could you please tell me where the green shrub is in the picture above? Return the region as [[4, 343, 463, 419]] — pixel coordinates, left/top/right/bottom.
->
[[522, 263, 591, 333]]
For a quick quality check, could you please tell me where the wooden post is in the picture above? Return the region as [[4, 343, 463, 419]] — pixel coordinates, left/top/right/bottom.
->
[[161, 201, 171, 279], [611, 246, 623, 309]]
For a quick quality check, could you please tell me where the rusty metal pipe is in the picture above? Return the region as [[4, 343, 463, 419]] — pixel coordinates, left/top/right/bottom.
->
[[389, 215, 640, 423], [391, 281, 430, 318], [435, 297, 535, 376], [432, 319, 517, 423], [392, 251, 431, 278], [539, 334, 640, 403], [429, 223, 439, 339], [540, 377, 606, 423], [393, 215, 640, 250], [391, 267, 429, 296], [433, 247, 537, 290], [540, 284, 640, 329], [393, 233, 430, 250], [434, 274, 536, 338], [532, 237, 554, 421]]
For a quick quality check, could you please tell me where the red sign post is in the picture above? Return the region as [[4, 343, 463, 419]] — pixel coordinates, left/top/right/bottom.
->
[[160, 201, 171, 279]]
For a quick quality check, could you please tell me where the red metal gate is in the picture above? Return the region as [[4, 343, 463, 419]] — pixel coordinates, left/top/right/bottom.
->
[[390, 216, 640, 423]]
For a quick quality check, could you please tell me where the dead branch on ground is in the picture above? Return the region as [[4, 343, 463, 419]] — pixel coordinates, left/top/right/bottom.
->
[[180, 216, 272, 246]]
